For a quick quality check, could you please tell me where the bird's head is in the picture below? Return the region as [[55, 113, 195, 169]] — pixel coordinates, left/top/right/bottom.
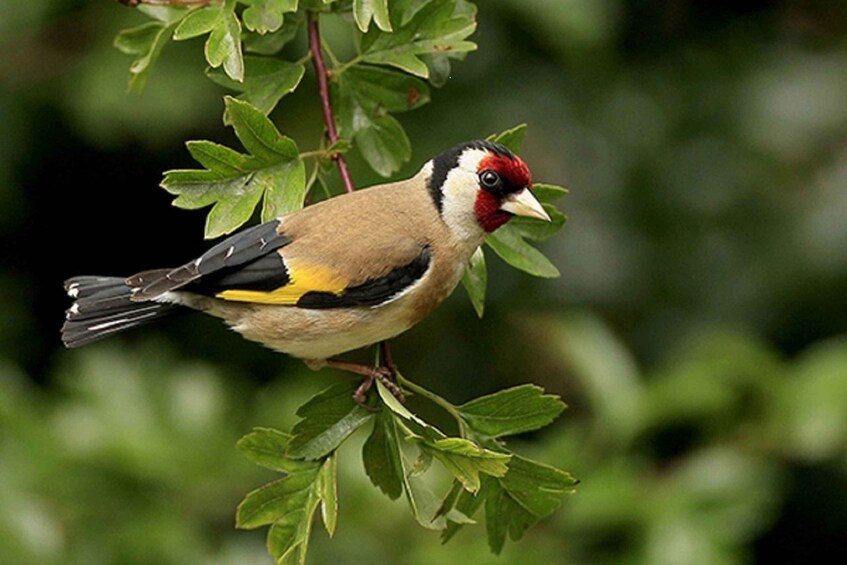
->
[[425, 140, 550, 243]]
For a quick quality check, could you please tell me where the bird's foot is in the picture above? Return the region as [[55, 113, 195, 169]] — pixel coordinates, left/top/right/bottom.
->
[[324, 359, 406, 409]]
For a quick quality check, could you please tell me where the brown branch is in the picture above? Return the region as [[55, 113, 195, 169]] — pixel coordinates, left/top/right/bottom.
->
[[308, 12, 355, 194]]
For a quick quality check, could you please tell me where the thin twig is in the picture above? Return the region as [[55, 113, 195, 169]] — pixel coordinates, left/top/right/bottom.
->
[[308, 12, 355, 194], [395, 373, 468, 439]]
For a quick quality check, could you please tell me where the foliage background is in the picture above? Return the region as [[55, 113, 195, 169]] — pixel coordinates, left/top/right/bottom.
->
[[2, 0, 847, 563]]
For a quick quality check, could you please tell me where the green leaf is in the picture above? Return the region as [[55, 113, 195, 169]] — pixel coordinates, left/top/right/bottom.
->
[[287, 381, 374, 460], [363, 409, 404, 499], [458, 384, 566, 438], [500, 455, 578, 516], [222, 97, 296, 157], [335, 65, 430, 176], [440, 480, 489, 543], [317, 455, 338, 536], [487, 123, 527, 153], [137, 5, 189, 23], [354, 0, 393, 32], [400, 450, 451, 530], [236, 427, 321, 474], [173, 5, 223, 40], [161, 98, 305, 238], [114, 20, 176, 92], [461, 246, 486, 318], [242, 0, 298, 34], [530, 182, 568, 201], [355, 115, 412, 177], [509, 203, 566, 242], [486, 225, 560, 278], [375, 378, 436, 435], [400, 0, 436, 26], [265, 479, 322, 565], [484, 455, 578, 553], [243, 12, 303, 54], [417, 436, 511, 493], [236, 465, 321, 529], [507, 183, 568, 242], [360, 0, 477, 79], [204, 1, 244, 82], [208, 56, 305, 115], [484, 477, 535, 554]]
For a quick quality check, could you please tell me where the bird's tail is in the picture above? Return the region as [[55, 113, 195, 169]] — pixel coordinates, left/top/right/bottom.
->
[[62, 276, 185, 348]]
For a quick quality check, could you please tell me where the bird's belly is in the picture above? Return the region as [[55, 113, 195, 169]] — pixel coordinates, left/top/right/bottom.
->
[[194, 254, 467, 360], [229, 296, 430, 360]]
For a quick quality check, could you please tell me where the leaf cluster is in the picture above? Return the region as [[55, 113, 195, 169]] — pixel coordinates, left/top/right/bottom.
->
[[236, 378, 575, 562]]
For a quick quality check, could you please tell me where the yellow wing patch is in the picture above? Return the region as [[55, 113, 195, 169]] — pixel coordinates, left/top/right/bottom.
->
[[215, 259, 348, 304]]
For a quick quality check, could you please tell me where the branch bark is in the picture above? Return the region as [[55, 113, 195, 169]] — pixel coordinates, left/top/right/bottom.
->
[[308, 12, 355, 194]]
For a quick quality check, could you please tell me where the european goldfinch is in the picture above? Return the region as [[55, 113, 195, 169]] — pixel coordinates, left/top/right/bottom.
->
[[62, 140, 550, 400]]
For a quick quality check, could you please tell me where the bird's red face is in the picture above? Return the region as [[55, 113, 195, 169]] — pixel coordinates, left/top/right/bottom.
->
[[426, 140, 550, 244], [474, 151, 535, 232]]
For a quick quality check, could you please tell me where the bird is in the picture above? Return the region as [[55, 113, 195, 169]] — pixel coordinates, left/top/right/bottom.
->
[[62, 140, 551, 404]]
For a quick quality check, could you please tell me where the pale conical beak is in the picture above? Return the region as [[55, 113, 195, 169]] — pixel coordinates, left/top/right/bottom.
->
[[499, 188, 551, 221]]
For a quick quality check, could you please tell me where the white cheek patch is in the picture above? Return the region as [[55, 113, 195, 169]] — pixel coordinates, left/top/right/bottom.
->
[[440, 148, 489, 244]]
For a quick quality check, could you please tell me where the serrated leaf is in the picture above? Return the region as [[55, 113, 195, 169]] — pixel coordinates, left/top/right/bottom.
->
[[335, 65, 429, 176], [243, 0, 298, 34], [173, 5, 223, 40], [205, 2, 244, 82], [484, 477, 535, 554], [458, 384, 565, 438], [356, 115, 412, 177], [223, 96, 298, 161], [483, 455, 577, 553], [363, 409, 404, 499], [208, 57, 305, 114], [461, 246, 486, 318], [360, 0, 477, 79], [161, 98, 305, 238], [418, 437, 511, 493], [114, 20, 175, 92], [237, 427, 321, 474], [287, 381, 374, 460], [337, 65, 431, 119], [186, 139, 249, 173], [500, 455, 578, 515], [486, 225, 560, 278], [236, 467, 320, 529], [354, 0, 392, 32], [265, 482, 321, 565], [487, 124, 527, 153]]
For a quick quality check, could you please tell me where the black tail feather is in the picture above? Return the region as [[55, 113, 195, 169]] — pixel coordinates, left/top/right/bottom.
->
[[62, 276, 185, 348]]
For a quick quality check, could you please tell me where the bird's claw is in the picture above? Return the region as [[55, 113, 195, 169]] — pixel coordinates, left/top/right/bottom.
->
[[353, 365, 405, 410]]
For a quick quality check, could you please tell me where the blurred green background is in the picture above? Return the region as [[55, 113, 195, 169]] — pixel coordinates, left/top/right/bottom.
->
[[2, 1, 847, 563]]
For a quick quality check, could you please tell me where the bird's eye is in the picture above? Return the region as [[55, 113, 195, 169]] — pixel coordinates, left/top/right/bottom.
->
[[479, 170, 500, 188]]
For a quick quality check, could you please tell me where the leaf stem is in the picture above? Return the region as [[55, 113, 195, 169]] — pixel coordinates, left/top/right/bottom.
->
[[332, 55, 364, 77], [395, 373, 467, 439], [307, 12, 355, 194]]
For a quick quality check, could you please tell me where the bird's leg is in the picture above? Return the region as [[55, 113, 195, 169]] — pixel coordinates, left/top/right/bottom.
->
[[324, 342, 405, 407]]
